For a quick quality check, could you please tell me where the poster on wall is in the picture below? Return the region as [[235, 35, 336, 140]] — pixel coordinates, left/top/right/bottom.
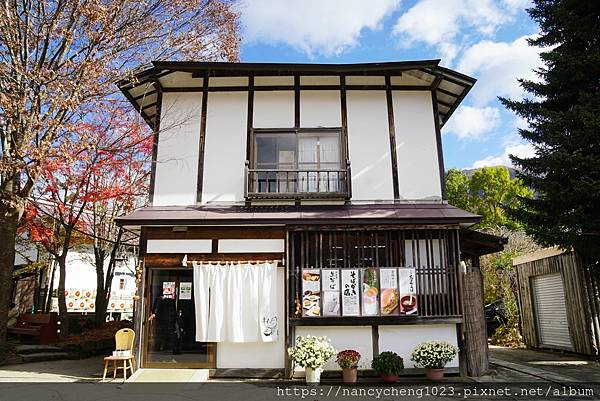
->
[[341, 269, 360, 316], [302, 270, 321, 317], [380, 268, 400, 315], [179, 282, 192, 300], [322, 269, 340, 316], [361, 268, 379, 316], [162, 282, 176, 299], [399, 268, 417, 315]]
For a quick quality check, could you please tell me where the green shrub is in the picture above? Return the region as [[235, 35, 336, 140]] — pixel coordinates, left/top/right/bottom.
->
[[371, 351, 404, 375]]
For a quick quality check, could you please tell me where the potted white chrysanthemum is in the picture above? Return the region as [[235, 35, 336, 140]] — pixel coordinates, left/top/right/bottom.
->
[[411, 341, 459, 380], [288, 335, 336, 384]]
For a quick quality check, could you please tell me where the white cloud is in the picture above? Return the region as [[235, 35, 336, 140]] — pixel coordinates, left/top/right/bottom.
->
[[472, 141, 535, 168], [392, 0, 527, 64], [458, 35, 542, 105], [237, 0, 401, 56], [443, 106, 501, 139]]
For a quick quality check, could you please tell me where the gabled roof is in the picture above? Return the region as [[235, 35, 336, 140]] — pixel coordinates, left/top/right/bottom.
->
[[118, 60, 475, 130], [115, 203, 481, 228]]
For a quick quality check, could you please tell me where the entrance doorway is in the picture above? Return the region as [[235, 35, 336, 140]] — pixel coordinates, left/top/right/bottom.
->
[[144, 268, 215, 368]]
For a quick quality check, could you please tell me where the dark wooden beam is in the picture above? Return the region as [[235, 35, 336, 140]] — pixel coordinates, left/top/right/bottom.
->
[[294, 75, 300, 128], [246, 76, 255, 165], [148, 80, 162, 205], [385, 75, 400, 201], [431, 76, 447, 200], [161, 84, 433, 93], [340, 75, 349, 175], [145, 226, 285, 239], [144, 252, 284, 267], [196, 75, 209, 205], [289, 316, 462, 326]]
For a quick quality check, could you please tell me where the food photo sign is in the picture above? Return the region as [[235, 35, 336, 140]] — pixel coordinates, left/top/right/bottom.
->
[[399, 268, 417, 315], [302, 270, 321, 317]]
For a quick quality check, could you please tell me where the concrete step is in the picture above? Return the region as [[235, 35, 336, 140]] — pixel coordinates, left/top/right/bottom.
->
[[15, 344, 64, 355], [21, 352, 72, 363]]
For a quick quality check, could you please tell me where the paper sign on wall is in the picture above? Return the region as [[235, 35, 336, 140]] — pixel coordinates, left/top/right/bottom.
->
[[162, 282, 175, 299], [380, 268, 399, 315], [179, 282, 192, 300], [322, 269, 340, 316], [341, 269, 360, 316], [302, 270, 321, 317], [399, 268, 417, 315]]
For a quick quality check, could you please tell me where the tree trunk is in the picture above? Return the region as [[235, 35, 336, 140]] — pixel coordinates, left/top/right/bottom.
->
[[57, 255, 69, 340], [0, 202, 23, 343], [461, 261, 490, 377], [94, 250, 107, 328], [44, 260, 57, 313]]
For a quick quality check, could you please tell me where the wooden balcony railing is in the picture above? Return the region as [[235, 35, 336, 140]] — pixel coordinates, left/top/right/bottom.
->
[[245, 160, 352, 200]]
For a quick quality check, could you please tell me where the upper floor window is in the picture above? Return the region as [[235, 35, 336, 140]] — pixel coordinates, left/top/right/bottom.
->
[[247, 129, 350, 199]]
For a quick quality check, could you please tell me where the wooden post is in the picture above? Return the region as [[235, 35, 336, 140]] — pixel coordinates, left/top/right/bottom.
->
[[461, 257, 489, 376]]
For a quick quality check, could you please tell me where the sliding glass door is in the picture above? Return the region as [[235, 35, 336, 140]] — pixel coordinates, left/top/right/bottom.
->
[[144, 268, 215, 368]]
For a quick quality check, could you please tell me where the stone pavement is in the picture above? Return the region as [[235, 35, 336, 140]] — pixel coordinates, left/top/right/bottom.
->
[[488, 345, 600, 383], [0, 355, 105, 382], [0, 347, 598, 400]]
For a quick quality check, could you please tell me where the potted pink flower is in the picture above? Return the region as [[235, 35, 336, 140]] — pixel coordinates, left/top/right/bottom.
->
[[336, 349, 361, 384]]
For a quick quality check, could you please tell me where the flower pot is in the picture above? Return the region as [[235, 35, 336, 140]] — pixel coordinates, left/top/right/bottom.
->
[[426, 368, 444, 380], [380, 374, 399, 383], [305, 367, 321, 384], [342, 367, 358, 384]]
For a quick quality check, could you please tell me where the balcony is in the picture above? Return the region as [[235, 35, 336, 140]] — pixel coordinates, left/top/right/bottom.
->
[[245, 160, 352, 200]]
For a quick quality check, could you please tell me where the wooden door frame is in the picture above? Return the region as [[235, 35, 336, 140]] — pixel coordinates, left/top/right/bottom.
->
[[142, 265, 216, 369]]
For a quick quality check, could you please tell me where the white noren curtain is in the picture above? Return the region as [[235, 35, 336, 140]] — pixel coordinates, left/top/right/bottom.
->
[[193, 262, 278, 343]]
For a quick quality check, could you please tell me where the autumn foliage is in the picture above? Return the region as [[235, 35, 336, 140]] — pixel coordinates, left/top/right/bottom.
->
[[22, 106, 152, 337], [0, 0, 240, 341]]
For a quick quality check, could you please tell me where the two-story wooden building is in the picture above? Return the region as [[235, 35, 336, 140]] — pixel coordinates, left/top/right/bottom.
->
[[116, 60, 499, 377]]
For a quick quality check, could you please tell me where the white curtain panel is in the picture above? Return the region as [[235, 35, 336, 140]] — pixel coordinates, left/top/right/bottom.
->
[[193, 262, 278, 343], [298, 136, 341, 192]]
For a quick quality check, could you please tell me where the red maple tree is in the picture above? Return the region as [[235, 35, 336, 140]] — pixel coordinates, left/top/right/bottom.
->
[[23, 106, 151, 338]]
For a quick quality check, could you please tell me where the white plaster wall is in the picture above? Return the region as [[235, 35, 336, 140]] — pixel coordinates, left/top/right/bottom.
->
[[255, 76, 294, 86], [378, 324, 459, 368], [146, 239, 212, 254], [300, 91, 341, 127], [346, 76, 385, 85], [209, 77, 248, 87], [154, 92, 202, 206], [294, 326, 373, 371], [202, 91, 248, 203], [216, 267, 286, 368], [253, 91, 295, 128], [346, 91, 395, 201], [393, 91, 442, 200], [217, 239, 285, 254], [300, 76, 340, 85]]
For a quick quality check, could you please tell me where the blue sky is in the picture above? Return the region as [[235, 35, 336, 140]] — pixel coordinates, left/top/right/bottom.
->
[[237, 0, 542, 169]]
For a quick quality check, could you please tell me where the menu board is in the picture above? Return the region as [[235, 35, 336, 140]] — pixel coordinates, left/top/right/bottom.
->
[[341, 269, 360, 316], [322, 269, 340, 316], [380, 268, 399, 315], [399, 268, 417, 315], [302, 269, 321, 317], [179, 282, 192, 300]]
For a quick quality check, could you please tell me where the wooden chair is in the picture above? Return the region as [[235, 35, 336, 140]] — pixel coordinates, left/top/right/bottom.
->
[[102, 328, 135, 382]]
